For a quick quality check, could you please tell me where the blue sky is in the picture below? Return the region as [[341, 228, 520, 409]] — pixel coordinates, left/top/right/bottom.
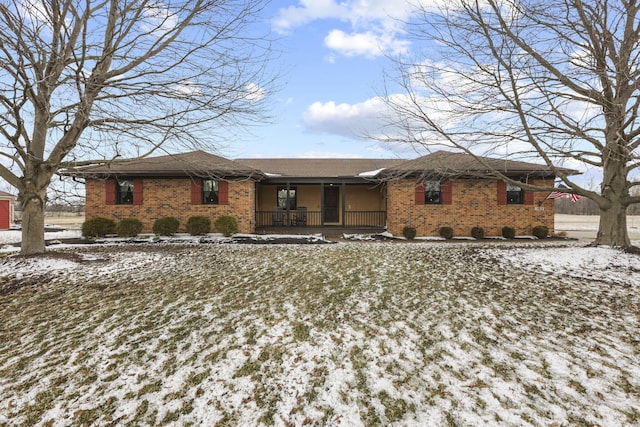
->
[[232, 0, 422, 160]]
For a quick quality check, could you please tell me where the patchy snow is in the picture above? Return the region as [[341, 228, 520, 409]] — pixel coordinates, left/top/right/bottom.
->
[[357, 168, 386, 177], [0, 237, 639, 426]]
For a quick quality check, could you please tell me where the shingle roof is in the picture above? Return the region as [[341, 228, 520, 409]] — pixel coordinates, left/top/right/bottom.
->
[[236, 158, 405, 178], [67, 151, 264, 179], [382, 151, 576, 179], [64, 150, 577, 181], [0, 191, 16, 199]]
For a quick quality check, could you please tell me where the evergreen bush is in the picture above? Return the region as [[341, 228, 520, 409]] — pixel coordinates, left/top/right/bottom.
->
[[402, 226, 417, 240], [81, 217, 116, 238], [185, 216, 211, 235], [532, 225, 549, 239], [439, 226, 454, 239], [471, 226, 485, 239], [116, 218, 143, 237], [214, 215, 239, 237], [501, 226, 516, 239], [153, 217, 180, 236]]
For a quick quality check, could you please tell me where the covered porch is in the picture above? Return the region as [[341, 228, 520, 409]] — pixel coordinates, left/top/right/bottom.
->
[[255, 180, 387, 230]]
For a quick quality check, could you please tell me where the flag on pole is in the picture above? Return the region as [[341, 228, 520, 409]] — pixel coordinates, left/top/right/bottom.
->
[[547, 184, 580, 202]]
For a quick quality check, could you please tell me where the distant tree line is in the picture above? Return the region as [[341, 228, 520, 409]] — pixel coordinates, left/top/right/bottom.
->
[[555, 187, 640, 215]]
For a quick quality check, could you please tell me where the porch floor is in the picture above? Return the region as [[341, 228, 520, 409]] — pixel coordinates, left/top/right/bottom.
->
[[255, 226, 386, 237]]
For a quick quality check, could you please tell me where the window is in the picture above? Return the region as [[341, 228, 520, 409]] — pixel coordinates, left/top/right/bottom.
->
[[202, 179, 219, 204], [424, 180, 441, 204], [277, 186, 296, 210], [506, 183, 523, 204], [116, 179, 134, 205]]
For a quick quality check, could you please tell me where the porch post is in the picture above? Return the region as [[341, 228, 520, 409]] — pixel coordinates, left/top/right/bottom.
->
[[341, 182, 346, 227], [320, 182, 325, 226], [286, 182, 290, 227]]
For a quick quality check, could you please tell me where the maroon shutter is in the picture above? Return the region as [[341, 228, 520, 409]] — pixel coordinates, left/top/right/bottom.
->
[[106, 180, 116, 205], [524, 189, 534, 205], [191, 179, 202, 205], [133, 179, 143, 205], [415, 183, 425, 205], [497, 181, 507, 205], [441, 179, 452, 205], [219, 180, 229, 205]]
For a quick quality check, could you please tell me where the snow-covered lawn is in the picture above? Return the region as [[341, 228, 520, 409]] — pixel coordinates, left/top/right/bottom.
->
[[0, 241, 639, 426]]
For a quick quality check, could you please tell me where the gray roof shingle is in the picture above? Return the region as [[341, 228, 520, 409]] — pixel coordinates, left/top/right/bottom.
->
[[68, 151, 264, 179], [236, 158, 405, 178], [382, 151, 576, 179]]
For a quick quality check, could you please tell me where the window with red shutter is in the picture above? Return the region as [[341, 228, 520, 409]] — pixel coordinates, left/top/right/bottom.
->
[[524, 190, 534, 205], [415, 183, 425, 205], [105, 180, 117, 205], [497, 181, 507, 205], [441, 180, 453, 205], [133, 179, 143, 205], [219, 180, 229, 205], [191, 179, 202, 205]]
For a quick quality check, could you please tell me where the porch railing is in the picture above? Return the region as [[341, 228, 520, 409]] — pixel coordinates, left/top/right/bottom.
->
[[256, 210, 386, 228]]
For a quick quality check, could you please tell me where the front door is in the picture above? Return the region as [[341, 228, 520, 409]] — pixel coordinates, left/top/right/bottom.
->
[[324, 186, 339, 223]]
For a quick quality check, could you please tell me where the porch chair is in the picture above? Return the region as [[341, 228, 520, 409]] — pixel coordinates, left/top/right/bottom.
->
[[294, 207, 307, 226], [272, 207, 284, 226]]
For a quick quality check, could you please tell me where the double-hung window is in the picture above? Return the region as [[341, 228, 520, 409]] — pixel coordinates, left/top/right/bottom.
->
[[424, 180, 442, 204], [202, 179, 219, 204], [506, 183, 524, 204], [116, 179, 134, 205]]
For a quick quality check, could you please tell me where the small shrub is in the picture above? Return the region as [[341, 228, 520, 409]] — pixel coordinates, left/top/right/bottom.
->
[[501, 226, 516, 239], [532, 225, 549, 239], [471, 226, 485, 239], [82, 217, 116, 238], [185, 216, 211, 236], [439, 226, 454, 240], [116, 218, 143, 237], [153, 217, 180, 236], [402, 226, 417, 240], [214, 215, 239, 237]]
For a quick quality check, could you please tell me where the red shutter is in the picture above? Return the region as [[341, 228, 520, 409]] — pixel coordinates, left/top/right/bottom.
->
[[497, 180, 507, 205], [191, 179, 202, 205], [219, 180, 229, 205], [441, 179, 452, 205], [524, 190, 534, 205], [415, 183, 425, 205], [105, 180, 116, 205], [133, 179, 143, 205], [0, 200, 9, 229]]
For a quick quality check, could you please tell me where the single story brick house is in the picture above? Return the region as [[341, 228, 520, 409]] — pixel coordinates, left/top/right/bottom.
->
[[69, 150, 575, 237], [0, 191, 16, 230]]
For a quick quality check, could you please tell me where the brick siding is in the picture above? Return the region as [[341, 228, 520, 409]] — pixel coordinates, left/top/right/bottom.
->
[[85, 178, 255, 233], [386, 178, 555, 237]]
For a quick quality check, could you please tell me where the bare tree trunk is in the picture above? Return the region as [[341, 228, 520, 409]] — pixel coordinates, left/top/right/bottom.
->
[[594, 158, 631, 248], [595, 202, 630, 248], [20, 189, 47, 255]]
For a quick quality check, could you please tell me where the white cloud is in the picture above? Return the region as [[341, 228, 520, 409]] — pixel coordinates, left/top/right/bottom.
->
[[141, 1, 178, 38], [273, 0, 440, 58], [245, 83, 266, 103], [302, 97, 391, 138], [273, 0, 348, 33], [324, 30, 409, 58]]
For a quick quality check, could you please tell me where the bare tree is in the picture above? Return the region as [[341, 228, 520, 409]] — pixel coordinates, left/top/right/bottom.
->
[[0, 0, 274, 254], [383, 0, 640, 248]]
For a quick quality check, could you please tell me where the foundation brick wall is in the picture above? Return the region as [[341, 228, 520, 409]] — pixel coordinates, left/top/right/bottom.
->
[[386, 178, 555, 237], [85, 178, 256, 233]]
